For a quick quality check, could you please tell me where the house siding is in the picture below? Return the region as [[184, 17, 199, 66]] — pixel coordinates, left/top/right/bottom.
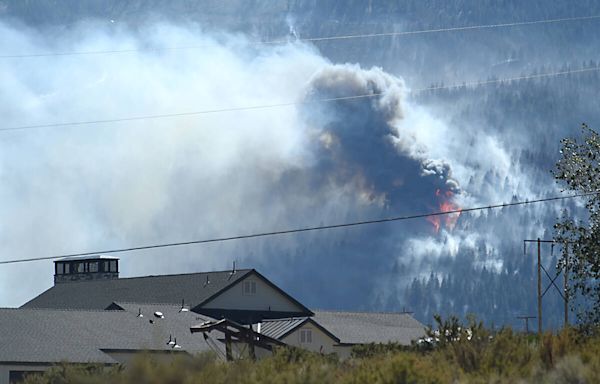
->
[[280, 323, 340, 356], [201, 275, 303, 313]]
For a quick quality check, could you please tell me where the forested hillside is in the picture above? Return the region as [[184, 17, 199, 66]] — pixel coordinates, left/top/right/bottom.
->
[[402, 63, 600, 329]]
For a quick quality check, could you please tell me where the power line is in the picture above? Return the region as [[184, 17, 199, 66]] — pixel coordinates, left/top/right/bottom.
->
[[2, 14, 599, 58], [0, 191, 597, 266], [298, 14, 600, 43], [413, 67, 600, 92], [2, 66, 599, 133]]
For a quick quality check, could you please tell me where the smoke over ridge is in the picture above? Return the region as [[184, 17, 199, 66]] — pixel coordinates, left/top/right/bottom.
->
[[0, 20, 537, 316]]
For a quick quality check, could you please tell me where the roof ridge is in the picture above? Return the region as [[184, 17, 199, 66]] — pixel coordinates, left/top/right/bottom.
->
[[44, 268, 254, 286], [260, 317, 309, 323], [114, 268, 254, 280], [112, 301, 193, 307], [0, 307, 126, 313]]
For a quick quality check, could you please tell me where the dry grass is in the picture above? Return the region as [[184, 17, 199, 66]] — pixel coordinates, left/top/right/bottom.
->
[[23, 326, 600, 384]]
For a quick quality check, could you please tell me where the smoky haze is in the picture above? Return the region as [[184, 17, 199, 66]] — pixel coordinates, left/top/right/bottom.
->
[[0, 22, 487, 302], [1, 2, 598, 329]]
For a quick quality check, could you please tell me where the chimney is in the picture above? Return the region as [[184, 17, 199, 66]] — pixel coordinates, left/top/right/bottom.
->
[[54, 255, 119, 284]]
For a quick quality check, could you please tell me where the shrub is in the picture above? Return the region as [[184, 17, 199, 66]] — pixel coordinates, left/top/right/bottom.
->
[[21, 322, 600, 384]]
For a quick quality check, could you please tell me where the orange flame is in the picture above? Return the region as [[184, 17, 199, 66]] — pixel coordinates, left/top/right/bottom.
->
[[426, 215, 441, 233], [427, 189, 462, 233]]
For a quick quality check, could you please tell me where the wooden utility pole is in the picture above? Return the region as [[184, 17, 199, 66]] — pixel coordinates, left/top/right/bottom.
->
[[248, 324, 256, 360], [524, 238, 575, 334], [537, 238, 542, 336], [225, 333, 233, 361], [564, 252, 569, 327]]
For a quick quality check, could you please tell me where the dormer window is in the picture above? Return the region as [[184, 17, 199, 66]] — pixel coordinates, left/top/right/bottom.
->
[[243, 280, 256, 296]]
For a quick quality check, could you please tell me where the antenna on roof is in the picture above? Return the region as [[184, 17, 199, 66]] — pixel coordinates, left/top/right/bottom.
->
[[137, 308, 143, 318], [179, 299, 189, 313], [203, 274, 210, 287], [228, 260, 237, 280], [154, 311, 164, 319], [167, 334, 175, 346]]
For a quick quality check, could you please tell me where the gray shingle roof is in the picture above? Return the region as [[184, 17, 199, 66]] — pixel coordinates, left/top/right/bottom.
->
[[258, 311, 424, 346], [21, 269, 253, 310], [312, 310, 426, 345], [0, 305, 215, 364], [108, 301, 215, 323]]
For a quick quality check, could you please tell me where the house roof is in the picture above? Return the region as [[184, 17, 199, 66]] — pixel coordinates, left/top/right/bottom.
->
[[258, 311, 425, 346], [312, 310, 426, 345], [21, 269, 253, 310], [259, 317, 340, 342], [0, 306, 215, 364], [107, 301, 214, 322]]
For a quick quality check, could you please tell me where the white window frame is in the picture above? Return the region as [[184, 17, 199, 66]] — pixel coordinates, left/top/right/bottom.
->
[[299, 328, 312, 344], [243, 280, 257, 296]]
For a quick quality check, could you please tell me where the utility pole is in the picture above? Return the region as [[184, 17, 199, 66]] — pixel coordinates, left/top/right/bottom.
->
[[225, 333, 233, 361], [248, 324, 256, 360], [537, 238, 542, 336], [524, 238, 575, 334], [564, 251, 569, 327]]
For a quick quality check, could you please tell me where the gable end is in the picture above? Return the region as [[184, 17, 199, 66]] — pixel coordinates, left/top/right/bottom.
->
[[194, 269, 313, 317]]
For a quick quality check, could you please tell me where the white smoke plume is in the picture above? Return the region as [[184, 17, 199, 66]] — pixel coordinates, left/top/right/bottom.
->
[[0, 20, 533, 311]]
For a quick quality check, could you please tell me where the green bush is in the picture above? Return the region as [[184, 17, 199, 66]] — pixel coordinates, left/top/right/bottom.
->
[[351, 342, 411, 359]]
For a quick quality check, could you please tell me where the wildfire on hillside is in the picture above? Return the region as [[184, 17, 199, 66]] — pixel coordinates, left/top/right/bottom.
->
[[426, 189, 462, 233]]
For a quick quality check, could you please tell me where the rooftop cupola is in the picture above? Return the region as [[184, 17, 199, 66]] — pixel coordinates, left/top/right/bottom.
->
[[54, 255, 119, 284]]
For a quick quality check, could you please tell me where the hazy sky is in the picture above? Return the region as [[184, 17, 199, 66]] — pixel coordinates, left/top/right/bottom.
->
[[0, 16, 575, 311]]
